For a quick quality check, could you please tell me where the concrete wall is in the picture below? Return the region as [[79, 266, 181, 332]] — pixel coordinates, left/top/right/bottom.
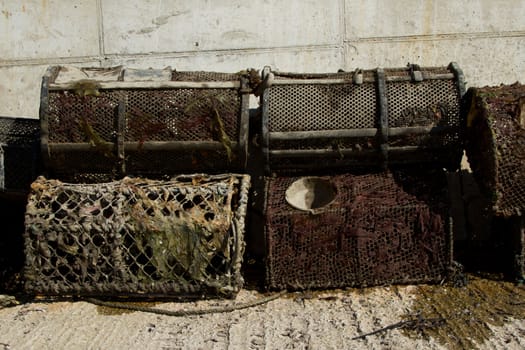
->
[[0, 0, 524, 118]]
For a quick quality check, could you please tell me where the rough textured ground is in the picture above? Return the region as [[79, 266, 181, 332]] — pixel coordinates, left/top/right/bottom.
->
[[0, 275, 523, 350]]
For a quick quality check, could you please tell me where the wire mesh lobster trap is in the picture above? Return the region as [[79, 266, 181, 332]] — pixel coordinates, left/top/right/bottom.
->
[[40, 66, 253, 182], [264, 170, 451, 290], [260, 63, 465, 174], [0, 116, 40, 196], [465, 83, 525, 217], [24, 173, 250, 297]]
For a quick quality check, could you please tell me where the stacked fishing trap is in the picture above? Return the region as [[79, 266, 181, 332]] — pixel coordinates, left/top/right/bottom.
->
[[22, 62, 524, 296], [261, 63, 465, 289], [40, 66, 251, 181], [465, 83, 525, 279], [265, 171, 451, 289], [25, 174, 249, 297], [261, 63, 465, 173], [24, 66, 252, 297]]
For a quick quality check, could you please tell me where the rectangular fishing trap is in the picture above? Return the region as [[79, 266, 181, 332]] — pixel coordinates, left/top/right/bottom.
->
[[40, 66, 254, 182], [264, 170, 452, 290], [260, 63, 465, 174], [24, 174, 250, 297]]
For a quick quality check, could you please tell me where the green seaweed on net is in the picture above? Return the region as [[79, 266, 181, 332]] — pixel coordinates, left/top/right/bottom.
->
[[125, 183, 233, 284], [184, 92, 234, 162], [236, 68, 262, 92], [72, 80, 101, 97], [78, 117, 115, 158]]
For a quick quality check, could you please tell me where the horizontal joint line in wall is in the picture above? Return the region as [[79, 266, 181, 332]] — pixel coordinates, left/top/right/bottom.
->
[[103, 44, 343, 58], [0, 44, 344, 68], [0, 56, 102, 68], [345, 30, 525, 44]]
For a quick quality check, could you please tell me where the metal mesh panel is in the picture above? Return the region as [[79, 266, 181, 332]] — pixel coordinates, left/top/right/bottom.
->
[[386, 79, 461, 147], [124, 89, 240, 142], [268, 83, 377, 132], [24, 174, 250, 297], [47, 91, 121, 143], [0, 117, 40, 194], [263, 64, 464, 173], [0, 117, 40, 144], [265, 171, 451, 290], [465, 84, 525, 217]]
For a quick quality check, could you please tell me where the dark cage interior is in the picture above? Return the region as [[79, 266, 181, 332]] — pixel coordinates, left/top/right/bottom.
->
[[0, 116, 40, 196], [24, 174, 250, 297], [265, 170, 451, 290]]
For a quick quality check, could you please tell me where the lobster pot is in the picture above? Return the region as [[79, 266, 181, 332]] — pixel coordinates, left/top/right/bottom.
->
[[24, 174, 250, 297], [0, 117, 40, 196], [465, 84, 525, 217], [261, 63, 465, 174], [265, 170, 451, 290], [40, 66, 251, 182]]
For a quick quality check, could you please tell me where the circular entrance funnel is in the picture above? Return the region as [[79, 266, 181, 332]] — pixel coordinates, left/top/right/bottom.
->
[[285, 177, 336, 214]]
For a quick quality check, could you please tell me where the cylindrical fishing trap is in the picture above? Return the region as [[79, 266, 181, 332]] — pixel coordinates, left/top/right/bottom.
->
[[465, 83, 525, 217], [40, 66, 253, 182], [264, 170, 451, 290], [260, 63, 465, 174], [0, 116, 40, 196], [24, 174, 250, 297]]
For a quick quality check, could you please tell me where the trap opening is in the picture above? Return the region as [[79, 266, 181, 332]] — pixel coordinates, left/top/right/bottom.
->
[[285, 177, 336, 213]]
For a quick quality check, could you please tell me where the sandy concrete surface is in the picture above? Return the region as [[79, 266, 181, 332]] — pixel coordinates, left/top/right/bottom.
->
[[0, 279, 523, 350]]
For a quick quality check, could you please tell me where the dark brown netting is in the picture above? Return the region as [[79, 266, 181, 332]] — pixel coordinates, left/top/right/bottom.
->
[[465, 83, 525, 217], [24, 174, 250, 297], [265, 170, 451, 290]]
